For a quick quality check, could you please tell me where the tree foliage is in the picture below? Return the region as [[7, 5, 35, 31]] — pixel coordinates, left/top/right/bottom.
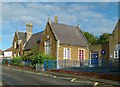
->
[[83, 32, 109, 45], [83, 31, 98, 45], [22, 47, 55, 68], [98, 33, 109, 44]]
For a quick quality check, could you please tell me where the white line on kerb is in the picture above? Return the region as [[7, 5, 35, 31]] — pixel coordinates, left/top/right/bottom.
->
[[71, 78, 76, 82]]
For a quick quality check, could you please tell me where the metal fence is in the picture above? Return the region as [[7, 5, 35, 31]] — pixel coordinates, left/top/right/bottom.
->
[[43, 60, 120, 75]]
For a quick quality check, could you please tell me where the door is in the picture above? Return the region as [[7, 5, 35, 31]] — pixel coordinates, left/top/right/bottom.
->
[[90, 52, 98, 67]]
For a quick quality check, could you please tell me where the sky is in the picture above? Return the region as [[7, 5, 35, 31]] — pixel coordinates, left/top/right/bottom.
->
[[0, 0, 119, 50]]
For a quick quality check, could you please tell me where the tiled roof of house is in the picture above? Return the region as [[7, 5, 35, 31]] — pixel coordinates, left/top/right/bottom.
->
[[24, 31, 43, 50], [17, 32, 26, 44], [4, 47, 12, 52], [50, 22, 88, 47]]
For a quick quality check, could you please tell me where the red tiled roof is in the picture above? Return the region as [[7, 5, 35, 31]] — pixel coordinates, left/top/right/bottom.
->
[[4, 47, 12, 51]]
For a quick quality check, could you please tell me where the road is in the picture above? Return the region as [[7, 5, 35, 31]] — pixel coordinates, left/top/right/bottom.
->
[[2, 66, 94, 87], [1, 66, 118, 87]]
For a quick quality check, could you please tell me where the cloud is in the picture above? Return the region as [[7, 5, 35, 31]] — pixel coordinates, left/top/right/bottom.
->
[[2, 3, 118, 33], [1, 0, 120, 2], [1, 2, 118, 50]]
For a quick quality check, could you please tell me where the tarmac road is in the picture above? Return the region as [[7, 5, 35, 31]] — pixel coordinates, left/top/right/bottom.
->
[[1, 66, 119, 87], [2, 66, 93, 87]]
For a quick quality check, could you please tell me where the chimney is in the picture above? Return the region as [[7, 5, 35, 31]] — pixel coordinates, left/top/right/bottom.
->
[[29, 22, 33, 33], [54, 15, 58, 23], [26, 22, 33, 41]]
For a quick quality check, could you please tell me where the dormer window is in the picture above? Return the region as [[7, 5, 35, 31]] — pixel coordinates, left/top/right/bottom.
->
[[44, 39, 51, 55]]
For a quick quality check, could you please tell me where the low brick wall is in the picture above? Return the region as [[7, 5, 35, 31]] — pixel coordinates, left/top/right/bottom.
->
[[47, 69, 120, 81]]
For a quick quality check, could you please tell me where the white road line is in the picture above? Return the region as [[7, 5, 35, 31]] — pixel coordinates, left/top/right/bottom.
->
[[0, 82, 2, 87], [71, 78, 76, 82], [12, 68, 51, 77], [2, 73, 24, 82], [72, 80, 92, 83], [57, 77, 73, 80], [94, 82, 99, 86], [53, 76, 56, 78], [18, 70, 21, 71]]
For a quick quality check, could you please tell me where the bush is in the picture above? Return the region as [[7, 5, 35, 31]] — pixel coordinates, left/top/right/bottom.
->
[[12, 57, 22, 66]]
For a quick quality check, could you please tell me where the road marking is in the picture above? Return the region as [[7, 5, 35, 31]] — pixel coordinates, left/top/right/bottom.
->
[[71, 78, 76, 82], [57, 77, 73, 80], [13, 69, 51, 77], [49, 75, 53, 77], [94, 82, 98, 86], [35, 73, 40, 75], [53, 76, 56, 78], [0, 82, 2, 87], [2, 73, 24, 82], [72, 80, 92, 83]]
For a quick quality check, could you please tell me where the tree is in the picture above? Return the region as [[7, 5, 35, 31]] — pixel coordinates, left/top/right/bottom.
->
[[22, 47, 55, 68], [98, 33, 109, 44], [83, 31, 98, 45]]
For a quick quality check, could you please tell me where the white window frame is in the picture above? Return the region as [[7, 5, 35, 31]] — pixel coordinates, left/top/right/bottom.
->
[[44, 39, 51, 55], [78, 49, 85, 60], [114, 50, 119, 58], [63, 48, 71, 60]]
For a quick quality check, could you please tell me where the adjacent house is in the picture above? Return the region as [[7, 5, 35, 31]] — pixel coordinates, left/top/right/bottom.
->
[[0, 49, 3, 58], [4, 47, 13, 58], [109, 19, 120, 67], [12, 22, 33, 57], [89, 43, 109, 66], [24, 31, 43, 51], [40, 16, 89, 67]]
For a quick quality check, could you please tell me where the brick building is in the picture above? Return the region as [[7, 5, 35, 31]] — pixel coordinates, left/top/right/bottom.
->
[[109, 19, 120, 67], [89, 43, 109, 66], [12, 22, 33, 57], [40, 16, 89, 67]]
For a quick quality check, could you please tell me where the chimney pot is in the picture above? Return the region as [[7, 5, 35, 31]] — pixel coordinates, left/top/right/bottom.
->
[[30, 22, 32, 25], [54, 15, 58, 23], [26, 22, 29, 26]]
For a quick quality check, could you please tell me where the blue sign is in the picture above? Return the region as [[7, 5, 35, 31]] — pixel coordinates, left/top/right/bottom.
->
[[101, 50, 105, 55]]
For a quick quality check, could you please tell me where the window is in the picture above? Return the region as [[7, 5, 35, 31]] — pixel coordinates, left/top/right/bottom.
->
[[14, 42, 16, 48], [78, 49, 85, 60], [64, 48, 71, 60], [45, 39, 51, 55], [114, 50, 119, 58]]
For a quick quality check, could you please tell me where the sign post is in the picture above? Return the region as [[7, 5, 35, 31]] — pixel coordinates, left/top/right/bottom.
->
[[101, 50, 105, 67]]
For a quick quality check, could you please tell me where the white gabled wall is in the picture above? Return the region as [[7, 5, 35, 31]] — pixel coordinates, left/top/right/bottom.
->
[[4, 51, 12, 58]]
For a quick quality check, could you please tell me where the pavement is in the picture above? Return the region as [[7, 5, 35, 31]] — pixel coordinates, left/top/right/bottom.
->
[[45, 70, 120, 86], [1, 66, 120, 87]]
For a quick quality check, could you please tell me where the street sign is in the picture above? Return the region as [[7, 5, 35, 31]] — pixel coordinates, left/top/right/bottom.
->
[[101, 50, 105, 55]]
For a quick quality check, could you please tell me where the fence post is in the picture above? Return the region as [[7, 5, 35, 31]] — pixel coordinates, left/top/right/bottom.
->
[[88, 60, 90, 72], [44, 61, 47, 71], [36, 64, 37, 70], [64, 59, 66, 68]]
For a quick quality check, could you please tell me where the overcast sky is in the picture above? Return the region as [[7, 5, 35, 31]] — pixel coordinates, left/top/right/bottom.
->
[[0, 0, 119, 50]]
